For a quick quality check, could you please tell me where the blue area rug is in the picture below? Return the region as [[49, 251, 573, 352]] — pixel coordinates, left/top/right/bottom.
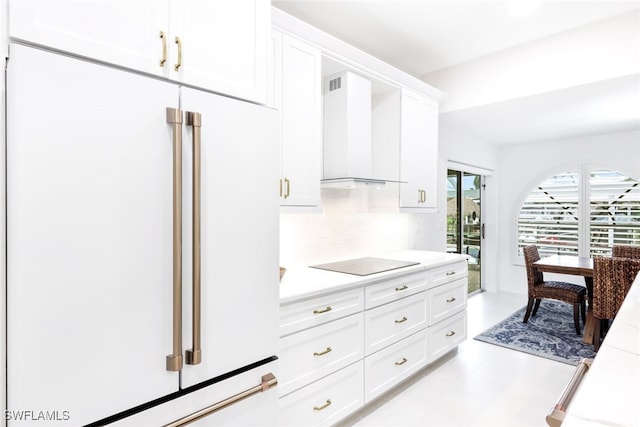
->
[[474, 300, 596, 365]]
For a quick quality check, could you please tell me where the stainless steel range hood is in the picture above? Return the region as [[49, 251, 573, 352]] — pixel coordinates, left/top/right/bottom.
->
[[322, 71, 403, 189]]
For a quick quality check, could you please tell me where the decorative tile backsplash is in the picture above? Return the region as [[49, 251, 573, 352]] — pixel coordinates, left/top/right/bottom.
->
[[280, 188, 420, 267]]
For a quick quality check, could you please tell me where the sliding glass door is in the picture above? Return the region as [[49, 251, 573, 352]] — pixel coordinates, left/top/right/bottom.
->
[[447, 169, 482, 294]]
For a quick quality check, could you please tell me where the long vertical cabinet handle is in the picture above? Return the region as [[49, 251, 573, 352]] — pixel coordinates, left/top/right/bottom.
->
[[174, 37, 182, 71], [159, 31, 167, 67], [186, 111, 202, 365], [166, 107, 184, 372]]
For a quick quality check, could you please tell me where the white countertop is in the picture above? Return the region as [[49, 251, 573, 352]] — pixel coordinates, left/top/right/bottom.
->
[[279, 250, 468, 304], [562, 272, 640, 427]]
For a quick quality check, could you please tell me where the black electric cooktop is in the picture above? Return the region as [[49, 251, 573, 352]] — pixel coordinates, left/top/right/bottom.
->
[[309, 257, 419, 276]]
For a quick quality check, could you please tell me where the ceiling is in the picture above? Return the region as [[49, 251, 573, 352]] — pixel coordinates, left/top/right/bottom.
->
[[272, 0, 640, 145]]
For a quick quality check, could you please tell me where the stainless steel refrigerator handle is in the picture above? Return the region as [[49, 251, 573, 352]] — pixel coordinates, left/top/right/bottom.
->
[[166, 107, 184, 372], [186, 111, 202, 365], [163, 373, 278, 427]]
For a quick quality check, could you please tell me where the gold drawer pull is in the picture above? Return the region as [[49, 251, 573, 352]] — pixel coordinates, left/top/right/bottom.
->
[[313, 347, 332, 356], [446, 297, 456, 303], [446, 271, 456, 276], [313, 306, 332, 314], [395, 285, 408, 291], [313, 399, 332, 411], [395, 316, 408, 324], [446, 331, 456, 337], [395, 357, 408, 366]]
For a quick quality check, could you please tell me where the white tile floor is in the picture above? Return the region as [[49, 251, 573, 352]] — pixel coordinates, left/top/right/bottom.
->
[[336, 291, 577, 427]]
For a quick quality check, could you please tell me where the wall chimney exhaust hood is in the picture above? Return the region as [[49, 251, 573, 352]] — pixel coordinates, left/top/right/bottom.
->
[[322, 71, 403, 189]]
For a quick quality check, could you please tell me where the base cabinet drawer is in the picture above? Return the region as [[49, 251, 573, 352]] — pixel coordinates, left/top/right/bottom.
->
[[429, 277, 467, 325], [364, 329, 429, 403], [365, 272, 427, 308], [364, 291, 428, 355], [280, 288, 364, 337], [279, 313, 364, 396], [428, 311, 467, 362], [427, 260, 468, 288], [279, 362, 364, 427]]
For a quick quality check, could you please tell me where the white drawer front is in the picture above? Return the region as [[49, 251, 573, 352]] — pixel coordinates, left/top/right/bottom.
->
[[364, 272, 428, 309], [278, 361, 364, 427], [364, 292, 428, 356], [364, 329, 429, 403], [280, 288, 364, 337], [428, 311, 467, 362], [279, 313, 364, 396], [427, 260, 468, 288], [429, 277, 467, 325]]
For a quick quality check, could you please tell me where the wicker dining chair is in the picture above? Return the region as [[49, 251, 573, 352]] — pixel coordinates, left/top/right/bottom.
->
[[522, 245, 587, 336], [612, 245, 640, 259], [592, 256, 640, 351]]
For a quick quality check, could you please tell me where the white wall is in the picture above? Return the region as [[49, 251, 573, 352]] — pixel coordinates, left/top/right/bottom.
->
[[496, 130, 640, 295], [280, 188, 424, 267], [423, 10, 640, 113]]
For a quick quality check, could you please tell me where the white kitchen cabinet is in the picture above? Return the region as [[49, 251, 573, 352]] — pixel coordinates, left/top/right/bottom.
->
[[279, 361, 364, 427], [364, 329, 429, 403], [278, 257, 467, 424], [428, 277, 467, 325], [399, 89, 439, 210], [6, 44, 279, 426], [364, 271, 428, 309], [364, 291, 428, 356], [279, 287, 364, 337], [271, 29, 322, 208], [279, 313, 364, 397], [428, 311, 467, 362], [8, 0, 269, 103]]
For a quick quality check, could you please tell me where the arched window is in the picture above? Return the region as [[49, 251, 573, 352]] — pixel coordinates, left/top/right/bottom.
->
[[517, 167, 640, 258]]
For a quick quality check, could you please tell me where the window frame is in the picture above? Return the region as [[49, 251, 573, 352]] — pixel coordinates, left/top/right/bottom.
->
[[514, 163, 640, 260]]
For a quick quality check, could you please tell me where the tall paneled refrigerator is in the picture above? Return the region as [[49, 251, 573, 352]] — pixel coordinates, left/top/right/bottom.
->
[[6, 44, 279, 425]]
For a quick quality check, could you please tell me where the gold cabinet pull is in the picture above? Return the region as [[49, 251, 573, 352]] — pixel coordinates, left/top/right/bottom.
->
[[165, 107, 184, 372], [446, 331, 456, 337], [284, 177, 291, 199], [185, 112, 202, 365], [417, 188, 422, 203], [279, 179, 283, 197], [174, 36, 182, 71], [159, 31, 167, 67], [313, 399, 332, 411], [313, 306, 332, 314], [395, 316, 408, 324], [422, 189, 427, 203], [395, 357, 408, 366], [446, 297, 456, 303], [164, 373, 278, 427], [395, 285, 408, 291], [313, 347, 332, 356]]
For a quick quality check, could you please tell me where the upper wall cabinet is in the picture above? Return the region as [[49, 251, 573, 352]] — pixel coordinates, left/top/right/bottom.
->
[[400, 89, 439, 210], [8, 0, 269, 103], [271, 30, 322, 208]]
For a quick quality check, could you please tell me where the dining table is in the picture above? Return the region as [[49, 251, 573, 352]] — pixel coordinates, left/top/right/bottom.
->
[[533, 255, 595, 344]]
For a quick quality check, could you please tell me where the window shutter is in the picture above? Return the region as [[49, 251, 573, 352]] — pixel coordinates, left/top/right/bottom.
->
[[517, 172, 580, 258], [589, 170, 640, 256]]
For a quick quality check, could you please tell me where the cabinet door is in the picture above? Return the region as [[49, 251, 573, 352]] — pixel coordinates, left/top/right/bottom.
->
[[279, 34, 322, 207], [179, 87, 279, 388], [9, 0, 169, 77], [174, 0, 269, 104], [6, 45, 178, 426], [400, 90, 439, 209]]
